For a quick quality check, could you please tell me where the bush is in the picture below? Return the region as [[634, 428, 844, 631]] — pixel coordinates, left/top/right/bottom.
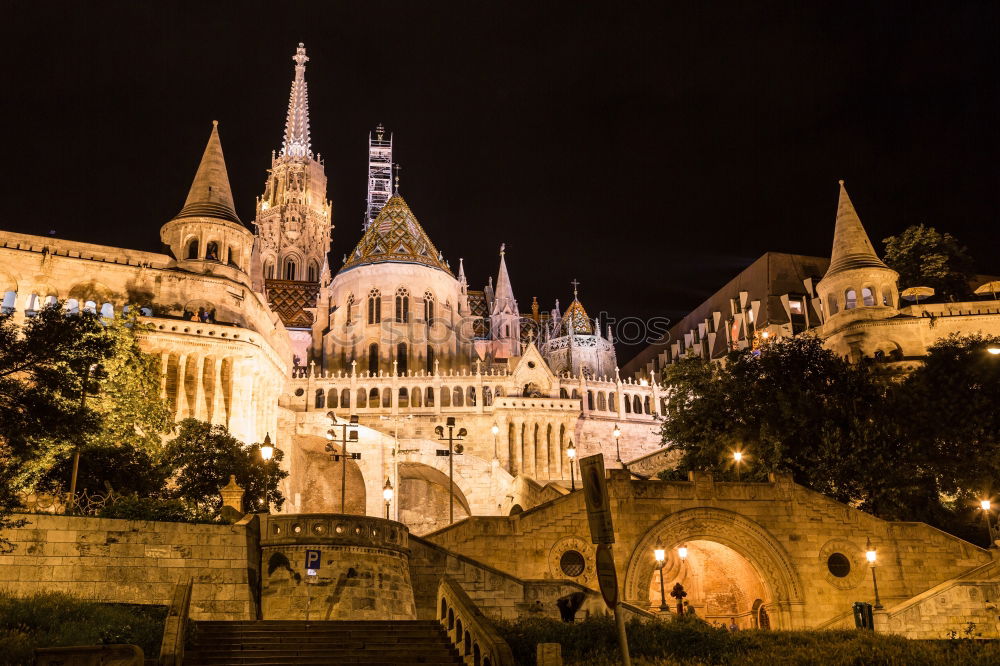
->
[[96, 495, 217, 523], [493, 615, 1000, 666], [0, 591, 166, 665]]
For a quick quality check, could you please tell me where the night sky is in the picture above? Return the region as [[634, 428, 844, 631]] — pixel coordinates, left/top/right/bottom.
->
[[2, 2, 998, 357]]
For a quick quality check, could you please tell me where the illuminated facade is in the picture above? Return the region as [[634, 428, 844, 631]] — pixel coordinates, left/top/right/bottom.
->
[[0, 43, 666, 535]]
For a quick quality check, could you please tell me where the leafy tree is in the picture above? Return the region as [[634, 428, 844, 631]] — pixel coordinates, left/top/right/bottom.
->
[[37, 443, 172, 497], [660, 337, 909, 515], [883, 224, 975, 300], [163, 419, 287, 514]]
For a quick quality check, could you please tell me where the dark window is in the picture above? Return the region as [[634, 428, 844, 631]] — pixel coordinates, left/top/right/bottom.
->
[[368, 343, 379, 375], [396, 342, 407, 375], [186, 239, 199, 259], [827, 553, 851, 578], [560, 550, 586, 577]]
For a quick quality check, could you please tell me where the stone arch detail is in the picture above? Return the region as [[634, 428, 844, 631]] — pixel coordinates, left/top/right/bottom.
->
[[623, 508, 803, 612]]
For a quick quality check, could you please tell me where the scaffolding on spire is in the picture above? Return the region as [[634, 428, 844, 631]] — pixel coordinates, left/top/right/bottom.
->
[[365, 124, 393, 230], [280, 43, 312, 159]]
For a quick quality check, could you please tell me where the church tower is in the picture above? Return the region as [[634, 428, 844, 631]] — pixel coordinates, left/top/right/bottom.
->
[[815, 180, 899, 330], [251, 43, 333, 289]]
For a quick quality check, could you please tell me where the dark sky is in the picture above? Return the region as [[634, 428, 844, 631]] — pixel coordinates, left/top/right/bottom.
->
[[2, 2, 998, 358]]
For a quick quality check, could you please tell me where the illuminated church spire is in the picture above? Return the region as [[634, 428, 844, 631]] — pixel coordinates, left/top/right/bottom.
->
[[280, 43, 312, 158]]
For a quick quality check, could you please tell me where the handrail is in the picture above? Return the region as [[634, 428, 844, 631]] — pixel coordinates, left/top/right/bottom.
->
[[438, 575, 515, 666], [158, 578, 193, 666]]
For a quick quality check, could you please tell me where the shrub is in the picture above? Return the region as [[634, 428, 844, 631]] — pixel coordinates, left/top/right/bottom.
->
[[96, 494, 216, 523], [0, 591, 165, 664], [493, 615, 1000, 666]]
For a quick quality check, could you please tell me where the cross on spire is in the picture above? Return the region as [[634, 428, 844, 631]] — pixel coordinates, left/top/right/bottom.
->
[[571, 278, 580, 298]]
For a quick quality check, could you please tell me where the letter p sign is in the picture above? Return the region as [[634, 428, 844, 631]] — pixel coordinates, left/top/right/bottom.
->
[[305, 549, 321, 575]]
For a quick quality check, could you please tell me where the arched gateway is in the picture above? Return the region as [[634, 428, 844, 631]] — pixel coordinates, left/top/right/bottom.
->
[[624, 508, 803, 629]]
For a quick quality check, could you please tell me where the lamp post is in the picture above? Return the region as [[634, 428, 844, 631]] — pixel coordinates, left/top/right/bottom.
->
[[68, 363, 98, 513], [383, 478, 394, 520], [613, 424, 623, 466], [435, 417, 467, 524], [326, 412, 360, 514], [987, 345, 1000, 356], [981, 499, 997, 547], [260, 434, 275, 514], [676, 544, 689, 615], [733, 450, 744, 482], [654, 546, 668, 612], [380, 414, 412, 521], [567, 440, 577, 491], [866, 537, 882, 609], [491, 423, 500, 462]]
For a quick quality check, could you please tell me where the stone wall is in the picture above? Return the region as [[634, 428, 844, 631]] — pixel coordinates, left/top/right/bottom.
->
[[424, 472, 999, 633], [0, 514, 257, 620], [882, 580, 1000, 639]]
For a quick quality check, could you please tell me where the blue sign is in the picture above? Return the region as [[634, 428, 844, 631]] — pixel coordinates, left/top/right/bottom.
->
[[305, 549, 321, 570]]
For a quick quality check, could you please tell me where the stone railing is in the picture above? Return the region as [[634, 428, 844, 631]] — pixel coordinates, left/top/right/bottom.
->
[[158, 578, 193, 666], [259, 513, 409, 553], [438, 575, 516, 666]]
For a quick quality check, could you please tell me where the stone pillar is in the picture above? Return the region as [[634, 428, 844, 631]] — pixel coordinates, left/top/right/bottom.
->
[[210, 357, 225, 424], [192, 355, 207, 420], [159, 352, 170, 400], [176, 354, 189, 420]]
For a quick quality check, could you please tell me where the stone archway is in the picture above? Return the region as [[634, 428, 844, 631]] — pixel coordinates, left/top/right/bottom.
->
[[624, 508, 803, 629], [398, 462, 471, 535], [290, 434, 367, 514]]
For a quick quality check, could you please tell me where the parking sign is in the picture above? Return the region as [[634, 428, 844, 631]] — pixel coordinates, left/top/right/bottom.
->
[[305, 549, 321, 575]]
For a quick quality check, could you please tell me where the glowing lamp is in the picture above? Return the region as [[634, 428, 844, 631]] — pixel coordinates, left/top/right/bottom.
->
[[678, 544, 688, 560], [988, 345, 1000, 355], [491, 424, 500, 436], [654, 547, 665, 563], [567, 442, 577, 460], [865, 538, 877, 564], [761, 331, 770, 339], [260, 433, 274, 461], [382, 478, 394, 503], [613, 425, 622, 439], [733, 451, 743, 463], [982, 499, 992, 512]]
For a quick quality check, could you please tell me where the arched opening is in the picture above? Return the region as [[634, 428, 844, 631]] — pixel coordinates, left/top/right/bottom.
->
[[425, 387, 435, 407], [264, 259, 275, 280], [598, 392, 607, 411], [205, 241, 220, 261], [844, 289, 857, 310], [624, 396, 632, 414], [1, 290, 17, 314], [315, 389, 325, 409], [411, 386, 422, 408], [453, 386, 464, 407], [368, 388, 379, 405], [341, 388, 351, 408], [186, 238, 199, 259], [467, 387, 476, 406], [356, 389, 367, 408], [396, 342, 408, 375], [368, 343, 379, 376], [424, 292, 434, 322], [327, 389, 339, 409], [395, 287, 410, 323], [399, 387, 409, 408], [291, 435, 366, 514], [397, 462, 472, 535], [426, 346, 435, 373], [368, 288, 381, 324], [307, 261, 318, 282], [861, 287, 875, 307], [645, 540, 769, 628], [283, 257, 297, 280], [881, 285, 893, 307]]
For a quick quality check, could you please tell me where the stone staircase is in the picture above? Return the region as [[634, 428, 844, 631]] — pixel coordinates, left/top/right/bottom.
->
[[185, 620, 463, 665]]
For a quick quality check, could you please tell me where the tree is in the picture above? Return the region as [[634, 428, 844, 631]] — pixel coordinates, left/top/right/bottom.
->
[[163, 419, 287, 514], [660, 337, 909, 515], [883, 224, 976, 300]]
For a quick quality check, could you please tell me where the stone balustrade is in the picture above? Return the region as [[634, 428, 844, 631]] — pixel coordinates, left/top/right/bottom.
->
[[437, 575, 515, 666]]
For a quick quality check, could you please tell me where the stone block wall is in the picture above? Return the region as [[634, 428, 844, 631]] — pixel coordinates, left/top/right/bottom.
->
[[883, 581, 1000, 639], [0, 514, 256, 620]]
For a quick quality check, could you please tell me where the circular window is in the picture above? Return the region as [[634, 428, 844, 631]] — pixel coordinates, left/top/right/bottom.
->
[[827, 553, 851, 578], [527, 361, 536, 368], [560, 550, 586, 577], [295, 388, 304, 396]]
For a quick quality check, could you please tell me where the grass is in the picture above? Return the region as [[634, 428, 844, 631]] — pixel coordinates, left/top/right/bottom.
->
[[0, 591, 166, 665], [494, 615, 1000, 665]]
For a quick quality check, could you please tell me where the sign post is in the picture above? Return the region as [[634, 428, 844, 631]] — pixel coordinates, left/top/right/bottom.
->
[[580, 453, 631, 666]]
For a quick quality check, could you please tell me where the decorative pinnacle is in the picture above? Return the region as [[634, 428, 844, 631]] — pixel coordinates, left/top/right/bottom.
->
[[393, 164, 401, 193], [281, 42, 312, 158], [571, 278, 580, 298], [838, 179, 845, 185], [499, 242, 506, 257]]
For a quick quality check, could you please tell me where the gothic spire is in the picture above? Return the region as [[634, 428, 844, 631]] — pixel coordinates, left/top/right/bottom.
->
[[280, 43, 312, 158], [824, 180, 889, 278], [492, 244, 517, 314], [173, 121, 241, 224]]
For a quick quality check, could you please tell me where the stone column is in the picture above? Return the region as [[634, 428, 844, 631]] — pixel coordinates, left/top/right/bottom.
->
[[210, 357, 225, 424], [175, 354, 189, 420], [159, 351, 170, 400], [192, 355, 207, 420]]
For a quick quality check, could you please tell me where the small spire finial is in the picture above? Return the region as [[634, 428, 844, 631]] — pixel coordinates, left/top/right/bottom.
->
[[212, 119, 218, 128], [838, 179, 845, 186], [393, 163, 401, 194], [571, 278, 580, 298], [499, 242, 506, 257]]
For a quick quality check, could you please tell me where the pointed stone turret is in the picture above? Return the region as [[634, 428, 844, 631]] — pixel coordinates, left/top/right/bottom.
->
[[823, 180, 889, 279], [490, 244, 520, 359], [281, 43, 312, 159], [815, 180, 899, 325], [173, 121, 241, 224], [492, 244, 517, 314]]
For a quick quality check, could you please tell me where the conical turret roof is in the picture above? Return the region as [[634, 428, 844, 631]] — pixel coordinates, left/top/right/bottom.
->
[[173, 121, 241, 224], [562, 297, 594, 334], [823, 180, 888, 278], [491, 245, 517, 314], [341, 194, 450, 274]]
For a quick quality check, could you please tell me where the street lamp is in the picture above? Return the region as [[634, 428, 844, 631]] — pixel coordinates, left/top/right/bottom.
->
[[380, 414, 412, 521], [491, 423, 500, 461], [733, 450, 744, 482], [383, 478, 394, 520], [987, 345, 1000, 355], [676, 544, 689, 614], [866, 537, 882, 609], [981, 499, 997, 547], [654, 546, 668, 612], [613, 424, 623, 466], [260, 434, 275, 514], [435, 417, 467, 524], [567, 440, 577, 491], [326, 412, 360, 514]]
